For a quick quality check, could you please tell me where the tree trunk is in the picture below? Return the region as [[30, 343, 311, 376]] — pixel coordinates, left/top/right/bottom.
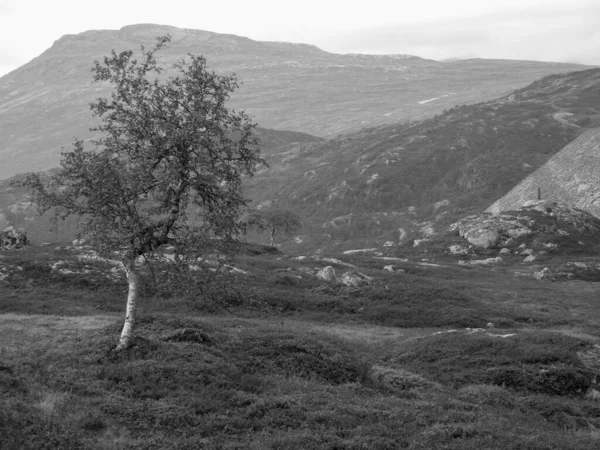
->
[[270, 227, 275, 247], [115, 260, 140, 351]]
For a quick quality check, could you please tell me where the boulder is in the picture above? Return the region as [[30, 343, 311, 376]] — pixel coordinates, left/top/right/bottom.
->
[[520, 248, 534, 256], [0, 227, 29, 250], [339, 271, 373, 287], [499, 248, 511, 255], [316, 266, 336, 282], [383, 265, 396, 272], [523, 255, 536, 263], [533, 268, 555, 281], [449, 244, 469, 255]]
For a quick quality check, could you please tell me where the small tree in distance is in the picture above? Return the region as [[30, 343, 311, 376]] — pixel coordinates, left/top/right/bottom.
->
[[247, 208, 301, 247], [15, 35, 264, 350]]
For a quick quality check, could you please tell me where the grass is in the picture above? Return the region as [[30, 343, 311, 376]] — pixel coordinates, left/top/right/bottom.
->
[[2, 244, 600, 448]]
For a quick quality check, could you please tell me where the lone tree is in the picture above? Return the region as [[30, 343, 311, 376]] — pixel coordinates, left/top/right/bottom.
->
[[247, 208, 301, 246], [17, 35, 263, 350]]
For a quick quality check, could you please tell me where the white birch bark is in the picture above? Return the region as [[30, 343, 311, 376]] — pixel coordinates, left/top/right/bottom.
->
[[116, 260, 140, 351]]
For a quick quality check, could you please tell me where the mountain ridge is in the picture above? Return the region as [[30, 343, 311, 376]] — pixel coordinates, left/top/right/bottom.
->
[[0, 23, 593, 180]]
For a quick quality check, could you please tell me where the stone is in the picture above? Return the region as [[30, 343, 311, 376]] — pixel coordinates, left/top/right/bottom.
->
[[518, 243, 527, 249], [486, 322, 495, 329], [72, 238, 87, 246], [0, 227, 29, 250], [495, 256, 503, 263], [523, 255, 536, 263], [339, 271, 373, 287], [504, 238, 517, 247], [316, 266, 336, 282], [533, 267, 555, 281], [520, 248, 534, 256], [449, 244, 469, 255], [383, 265, 396, 272], [383, 241, 395, 247], [585, 389, 600, 401], [499, 248, 511, 255], [433, 199, 450, 211], [413, 239, 430, 247], [462, 228, 500, 249]]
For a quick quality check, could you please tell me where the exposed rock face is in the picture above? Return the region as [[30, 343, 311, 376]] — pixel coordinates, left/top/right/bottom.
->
[[452, 201, 600, 249], [0, 227, 29, 249], [487, 128, 600, 218]]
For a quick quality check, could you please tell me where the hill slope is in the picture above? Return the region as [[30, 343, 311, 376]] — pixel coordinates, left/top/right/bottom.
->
[[244, 68, 600, 250], [486, 129, 600, 216], [0, 23, 592, 180]]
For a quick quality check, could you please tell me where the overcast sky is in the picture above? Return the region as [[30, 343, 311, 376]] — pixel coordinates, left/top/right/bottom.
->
[[0, 0, 599, 76]]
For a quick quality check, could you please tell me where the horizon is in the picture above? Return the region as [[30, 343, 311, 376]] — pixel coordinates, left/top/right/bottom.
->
[[1, 0, 599, 77]]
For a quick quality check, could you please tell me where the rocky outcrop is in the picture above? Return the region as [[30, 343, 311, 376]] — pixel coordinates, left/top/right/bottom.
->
[[451, 201, 600, 249], [0, 227, 28, 249], [487, 128, 600, 218]]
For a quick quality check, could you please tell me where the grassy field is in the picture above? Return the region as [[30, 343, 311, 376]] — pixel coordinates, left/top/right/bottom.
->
[[1, 244, 600, 449]]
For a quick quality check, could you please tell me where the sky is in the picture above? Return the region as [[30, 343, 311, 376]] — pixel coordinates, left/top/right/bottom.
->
[[0, 0, 599, 77]]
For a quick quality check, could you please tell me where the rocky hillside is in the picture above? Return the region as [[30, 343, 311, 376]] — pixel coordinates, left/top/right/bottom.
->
[[487, 128, 600, 217], [0, 23, 592, 180], [244, 68, 600, 250]]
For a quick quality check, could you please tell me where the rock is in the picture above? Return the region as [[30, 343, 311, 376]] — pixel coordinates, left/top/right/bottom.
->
[[461, 227, 500, 249], [449, 244, 469, 255], [383, 265, 396, 272], [460, 258, 499, 265], [383, 241, 395, 247], [499, 248, 511, 255], [495, 256, 503, 263], [72, 238, 87, 246], [433, 199, 450, 211], [0, 227, 29, 250], [533, 267, 555, 281], [543, 242, 559, 250], [518, 243, 527, 249], [571, 262, 589, 269], [339, 271, 373, 287], [486, 322, 495, 329], [504, 238, 517, 247], [585, 389, 600, 401], [413, 239, 430, 247], [523, 255, 536, 263], [520, 248, 534, 256], [316, 266, 336, 282]]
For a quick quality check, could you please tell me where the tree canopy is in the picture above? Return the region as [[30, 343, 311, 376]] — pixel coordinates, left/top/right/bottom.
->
[[16, 35, 264, 349], [247, 208, 301, 246]]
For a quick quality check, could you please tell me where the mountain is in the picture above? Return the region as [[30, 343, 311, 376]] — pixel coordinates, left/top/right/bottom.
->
[[244, 68, 600, 250], [486, 128, 600, 217], [0, 23, 592, 180]]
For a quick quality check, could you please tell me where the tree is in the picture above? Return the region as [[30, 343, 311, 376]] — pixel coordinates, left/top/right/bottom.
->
[[247, 208, 301, 246], [16, 35, 263, 350]]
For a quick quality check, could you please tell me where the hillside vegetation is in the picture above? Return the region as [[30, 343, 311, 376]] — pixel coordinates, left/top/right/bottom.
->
[[245, 68, 600, 251], [2, 244, 600, 448]]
